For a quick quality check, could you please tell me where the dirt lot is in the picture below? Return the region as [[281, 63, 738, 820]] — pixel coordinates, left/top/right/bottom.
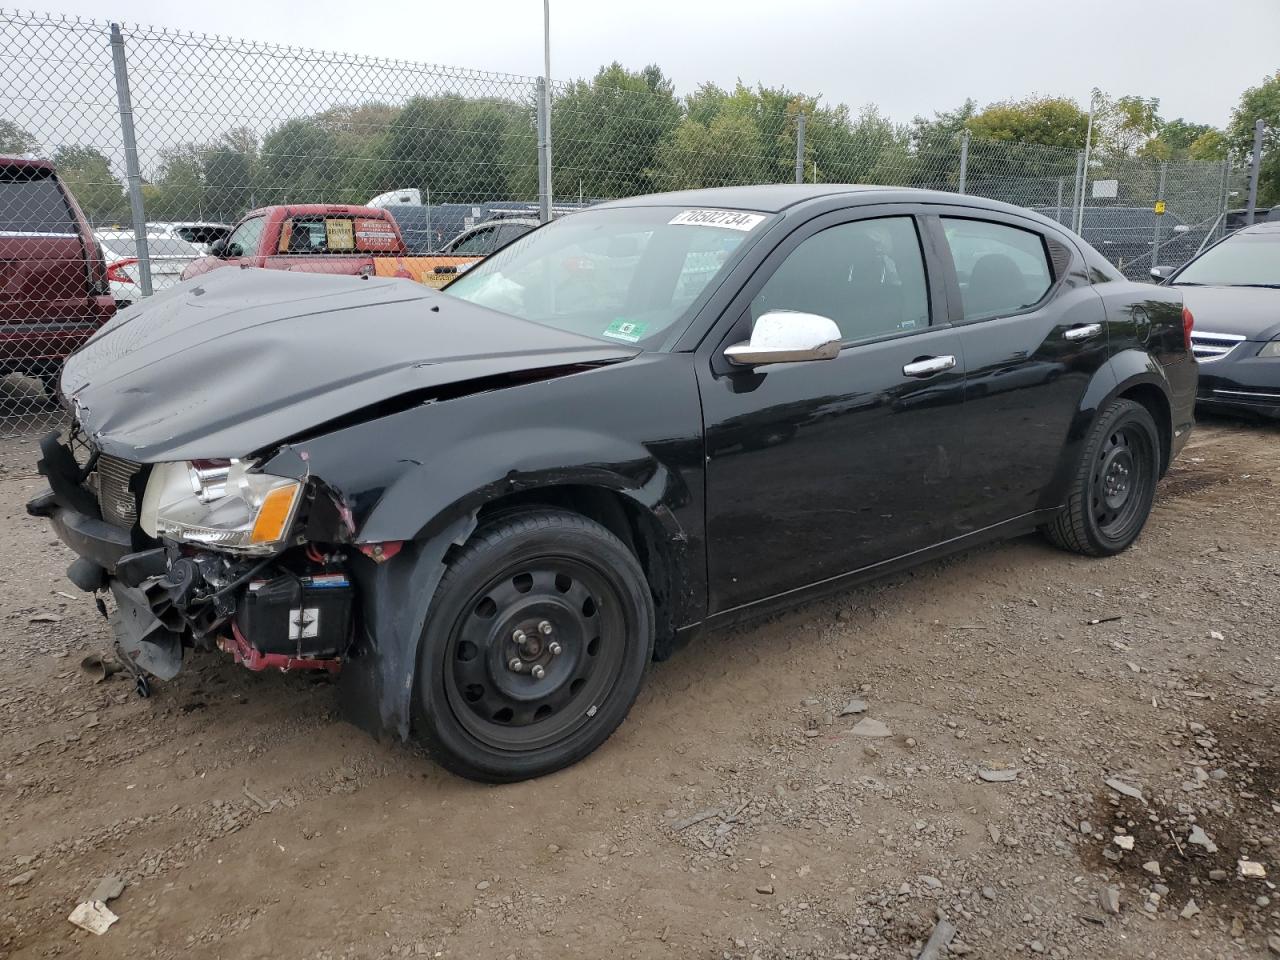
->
[[1, 417, 1278, 960]]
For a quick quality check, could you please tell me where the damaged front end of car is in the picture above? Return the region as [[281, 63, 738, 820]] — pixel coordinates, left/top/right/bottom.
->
[[28, 426, 361, 691]]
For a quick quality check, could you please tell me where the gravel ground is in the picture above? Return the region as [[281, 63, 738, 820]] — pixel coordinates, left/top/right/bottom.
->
[[1, 416, 1277, 960]]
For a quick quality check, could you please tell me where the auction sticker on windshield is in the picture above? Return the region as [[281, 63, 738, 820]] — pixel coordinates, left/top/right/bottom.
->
[[668, 209, 766, 231], [602, 319, 647, 343]]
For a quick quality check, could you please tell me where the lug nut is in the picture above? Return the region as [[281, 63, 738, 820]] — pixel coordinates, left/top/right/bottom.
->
[[548, 641, 562, 656], [538, 620, 553, 635], [508, 658, 523, 672], [512, 629, 526, 644], [531, 664, 546, 680]]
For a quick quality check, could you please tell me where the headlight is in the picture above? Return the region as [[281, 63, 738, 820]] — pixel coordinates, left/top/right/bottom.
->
[[1258, 340, 1280, 358], [140, 459, 303, 554]]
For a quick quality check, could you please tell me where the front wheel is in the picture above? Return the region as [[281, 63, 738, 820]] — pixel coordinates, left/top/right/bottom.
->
[[414, 509, 654, 782], [1042, 398, 1161, 557]]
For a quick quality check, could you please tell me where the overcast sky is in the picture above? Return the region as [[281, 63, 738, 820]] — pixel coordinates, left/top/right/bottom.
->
[[37, 0, 1279, 128]]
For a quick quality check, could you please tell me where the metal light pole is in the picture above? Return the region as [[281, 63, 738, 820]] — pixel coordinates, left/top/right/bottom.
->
[[539, 0, 553, 223], [1075, 92, 1098, 234]]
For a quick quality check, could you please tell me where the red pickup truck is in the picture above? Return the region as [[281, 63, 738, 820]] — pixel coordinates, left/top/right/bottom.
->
[[181, 204, 478, 288]]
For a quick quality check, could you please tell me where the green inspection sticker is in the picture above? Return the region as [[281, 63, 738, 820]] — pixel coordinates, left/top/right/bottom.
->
[[602, 318, 647, 343]]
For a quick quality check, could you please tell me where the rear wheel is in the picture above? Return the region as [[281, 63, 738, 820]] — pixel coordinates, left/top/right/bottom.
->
[[414, 509, 654, 782], [1043, 398, 1160, 556]]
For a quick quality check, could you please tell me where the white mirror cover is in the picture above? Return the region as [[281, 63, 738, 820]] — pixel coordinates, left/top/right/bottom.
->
[[751, 311, 842, 351]]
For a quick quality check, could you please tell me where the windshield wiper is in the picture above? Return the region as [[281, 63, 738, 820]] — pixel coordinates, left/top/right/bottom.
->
[[1235, 283, 1280, 289]]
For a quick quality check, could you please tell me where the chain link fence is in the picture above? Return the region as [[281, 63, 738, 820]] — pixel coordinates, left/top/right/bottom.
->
[[0, 9, 1239, 447]]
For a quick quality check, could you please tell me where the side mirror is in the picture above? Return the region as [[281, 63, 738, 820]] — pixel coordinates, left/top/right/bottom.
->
[[724, 311, 842, 366], [209, 238, 228, 257], [1150, 265, 1172, 281]]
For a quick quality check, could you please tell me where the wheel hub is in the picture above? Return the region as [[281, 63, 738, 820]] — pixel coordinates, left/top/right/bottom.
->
[[1100, 447, 1134, 509], [445, 562, 621, 748]]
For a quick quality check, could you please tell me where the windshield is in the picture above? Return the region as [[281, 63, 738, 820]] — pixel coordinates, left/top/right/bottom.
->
[[445, 205, 770, 346], [1173, 233, 1280, 287]]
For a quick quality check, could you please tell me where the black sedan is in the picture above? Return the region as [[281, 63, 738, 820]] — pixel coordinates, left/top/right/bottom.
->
[[29, 185, 1197, 782], [1155, 221, 1280, 419]]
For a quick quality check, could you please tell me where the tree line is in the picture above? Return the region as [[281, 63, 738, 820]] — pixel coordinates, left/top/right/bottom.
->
[[2, 64, 1276, 228]]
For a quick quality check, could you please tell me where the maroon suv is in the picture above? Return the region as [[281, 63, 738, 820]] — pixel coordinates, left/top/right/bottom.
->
[[1, 156, 115, 395]]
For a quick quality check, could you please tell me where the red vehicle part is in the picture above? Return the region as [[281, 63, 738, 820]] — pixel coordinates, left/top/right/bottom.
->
[[221, 620, 342, 675]]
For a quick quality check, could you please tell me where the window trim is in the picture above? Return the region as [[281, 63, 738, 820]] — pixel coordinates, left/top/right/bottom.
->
[[704, 206, 943, 372], [923, 211, 1063, 326]]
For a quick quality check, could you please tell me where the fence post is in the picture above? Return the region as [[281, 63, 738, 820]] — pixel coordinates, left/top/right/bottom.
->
[[957, 130, 969, 194], [536, 77, 551, 223], [1055, 177, 1064, 225], [1245, 118, 1264, 226], [794, 112, 805, 184], [1217, 159, 1232, 240], [1151, 162, 1167, 271], [109, 22, 151, 297], [1071, 150, 1085, 233]]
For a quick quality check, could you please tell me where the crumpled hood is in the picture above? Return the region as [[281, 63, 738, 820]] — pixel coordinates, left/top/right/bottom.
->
[[1178, 285, 1280, 341], [63, 268, 638, 462]]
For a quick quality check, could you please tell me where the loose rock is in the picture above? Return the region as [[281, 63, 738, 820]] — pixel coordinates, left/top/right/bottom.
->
[[849, 718, 891, 738], [978, 768, 1018, 783]]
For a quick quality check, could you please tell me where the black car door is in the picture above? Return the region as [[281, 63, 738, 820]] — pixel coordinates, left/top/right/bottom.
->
[[925, 210, 1111, 530], [697, 207, 967, 614]]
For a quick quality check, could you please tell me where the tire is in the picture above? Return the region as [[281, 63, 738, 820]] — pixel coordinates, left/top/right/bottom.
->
[[38, 362, 62, 399], [414, 508, 654, 783], [1042, 399, 1161, 557]]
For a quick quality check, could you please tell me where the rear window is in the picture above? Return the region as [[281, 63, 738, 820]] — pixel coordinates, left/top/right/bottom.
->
[[279, 216, 400, 254], [0, 166, 77, 234]]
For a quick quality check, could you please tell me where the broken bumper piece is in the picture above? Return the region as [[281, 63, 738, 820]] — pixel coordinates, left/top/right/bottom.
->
[[28, 448, 353, 685]]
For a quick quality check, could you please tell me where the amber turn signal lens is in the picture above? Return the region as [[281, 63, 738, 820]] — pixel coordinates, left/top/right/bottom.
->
[[249, 482, 301, 544]]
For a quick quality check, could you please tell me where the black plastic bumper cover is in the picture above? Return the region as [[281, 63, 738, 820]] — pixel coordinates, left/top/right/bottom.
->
[[27, 490, 133, 574]]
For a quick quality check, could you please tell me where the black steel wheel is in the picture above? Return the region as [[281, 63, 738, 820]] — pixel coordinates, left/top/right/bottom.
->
[[415, 509, 653, 782], [1043, 398, 1161, 557]]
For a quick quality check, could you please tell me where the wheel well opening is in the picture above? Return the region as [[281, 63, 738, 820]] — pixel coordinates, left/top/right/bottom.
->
[[474, 486, 679, 658], [1118, 383, 1172, 475]]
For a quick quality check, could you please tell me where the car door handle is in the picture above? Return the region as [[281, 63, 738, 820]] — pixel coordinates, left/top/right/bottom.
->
[[1064, 323, 1103, 342], [902, 355, 957, 378]]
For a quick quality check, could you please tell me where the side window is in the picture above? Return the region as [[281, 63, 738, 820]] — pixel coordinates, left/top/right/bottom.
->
[[941, 218, 1054, 320], [494, 222, 533, 247], [226, 216, 265, 257], [451, 226, 498, 255], [751, 216, 930, 342]]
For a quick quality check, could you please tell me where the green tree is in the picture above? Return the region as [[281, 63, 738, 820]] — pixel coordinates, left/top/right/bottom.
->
[[1227, 70, 1280, 206], [260, 118, 336, 203], [551, 63, 681, 200], [0, 118, 38, 154], [50, 145, 128, 226], [379, 95, 525, 203], [969, 96, 1089, 149], [1091, 92, 1162, 159], [144, 143, 206, 221], [653, 83, 769, 189], [905, 101, 975, 188]]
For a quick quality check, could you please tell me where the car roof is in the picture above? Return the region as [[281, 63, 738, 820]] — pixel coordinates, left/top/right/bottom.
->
[[0, 154, 55, 172], [1234, 221, 1280, 237], [242, 204, 386, 219], [592, 184, 1072, 228]]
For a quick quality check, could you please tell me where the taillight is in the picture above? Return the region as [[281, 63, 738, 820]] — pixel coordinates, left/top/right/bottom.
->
[[106, 258, 138, 285], [1182, 306, 1194, 351], [87, 240, 111, 296]]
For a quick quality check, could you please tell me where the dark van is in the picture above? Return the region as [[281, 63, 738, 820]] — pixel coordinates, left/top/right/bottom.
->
[[1, 155, 115, 395]]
